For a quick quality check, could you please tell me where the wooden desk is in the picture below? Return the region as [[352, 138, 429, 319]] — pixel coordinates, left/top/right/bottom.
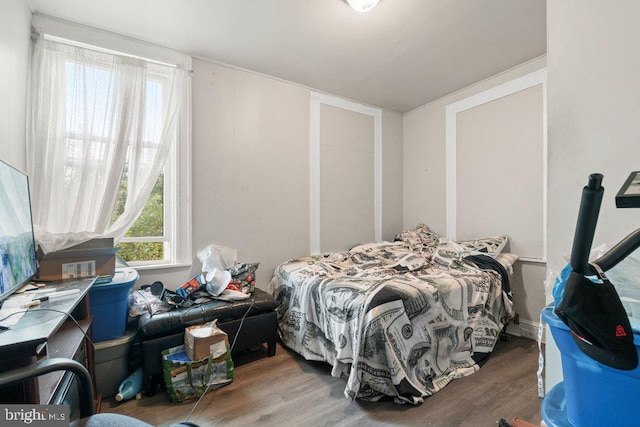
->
[[0, 277, 95, 405]]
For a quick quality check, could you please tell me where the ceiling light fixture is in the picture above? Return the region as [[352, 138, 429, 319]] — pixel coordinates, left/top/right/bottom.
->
[[345, 0, 380, 13]]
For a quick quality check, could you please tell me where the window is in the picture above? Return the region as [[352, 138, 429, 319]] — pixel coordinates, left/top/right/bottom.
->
[[29, 24, 191, 269], [112, 171, 166, 263]]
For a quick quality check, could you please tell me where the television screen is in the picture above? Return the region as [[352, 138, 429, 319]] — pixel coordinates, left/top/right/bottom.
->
[[0, 159, 37, 303]]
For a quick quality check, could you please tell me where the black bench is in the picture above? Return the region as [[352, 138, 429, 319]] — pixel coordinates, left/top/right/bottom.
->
[[136, 288, 277, 395]]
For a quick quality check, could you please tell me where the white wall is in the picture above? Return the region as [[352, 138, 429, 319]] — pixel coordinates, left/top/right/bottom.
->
[[403, 56, 547, 332], [141, 59, 404, 291], [456, 83, 545, 259], [187, 60, 310, 290], [0, 0, 31, 170], [545, 0, 640, 390]]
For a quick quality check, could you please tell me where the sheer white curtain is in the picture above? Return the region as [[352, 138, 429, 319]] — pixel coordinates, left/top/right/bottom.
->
[[28, 36, 188, 250]]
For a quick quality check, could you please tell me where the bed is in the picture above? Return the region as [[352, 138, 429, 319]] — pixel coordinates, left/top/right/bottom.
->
[[267, 224, 516, 404]]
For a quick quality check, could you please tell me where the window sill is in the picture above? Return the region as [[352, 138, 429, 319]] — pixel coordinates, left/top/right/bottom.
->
[[125, 262, 192, 271]]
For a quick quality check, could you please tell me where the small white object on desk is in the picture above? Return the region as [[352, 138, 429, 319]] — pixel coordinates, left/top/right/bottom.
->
[[48, 289, 80, 298], [28, 288, 57, 294], [36, 289, 80, 302]]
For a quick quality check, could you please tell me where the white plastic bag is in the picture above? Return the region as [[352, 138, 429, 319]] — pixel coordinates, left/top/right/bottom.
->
[[197, 244, 237, 273], [197, 244, 237, 297]]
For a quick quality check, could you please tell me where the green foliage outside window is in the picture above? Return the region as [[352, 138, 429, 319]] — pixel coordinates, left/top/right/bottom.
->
[[111, 172, 165, 262]]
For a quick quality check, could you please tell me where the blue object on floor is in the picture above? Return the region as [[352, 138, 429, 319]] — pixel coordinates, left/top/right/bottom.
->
[[90, 267, 139, 342], [541, 382, 571, 427], [542, 305, 640, 427], [115, 366, 143, 402]]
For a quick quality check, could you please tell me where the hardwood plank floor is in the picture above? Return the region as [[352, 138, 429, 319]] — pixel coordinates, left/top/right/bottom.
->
[[102, 335, 542, 426]]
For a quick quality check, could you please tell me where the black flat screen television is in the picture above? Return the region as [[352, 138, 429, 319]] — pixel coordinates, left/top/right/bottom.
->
[[0, 158, 37, 304]]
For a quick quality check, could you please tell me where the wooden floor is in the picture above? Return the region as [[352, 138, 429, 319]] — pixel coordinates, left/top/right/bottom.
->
[[103, 336, 542, 426]]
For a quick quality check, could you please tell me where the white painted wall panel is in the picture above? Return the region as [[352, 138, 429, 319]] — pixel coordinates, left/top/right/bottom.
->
[[381, 110, 403, 242], [457, 84, 544, 259], [319, 104, 375, 252]]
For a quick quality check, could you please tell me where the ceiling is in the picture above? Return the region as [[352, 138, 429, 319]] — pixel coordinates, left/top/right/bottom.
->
[[27, 0, 546, 114]]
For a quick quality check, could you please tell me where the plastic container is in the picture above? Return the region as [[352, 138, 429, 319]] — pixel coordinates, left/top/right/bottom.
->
[[94, 326, 137, 398], [542, 305, 640, 426], [541, 382, 571, 427], [609, 257, 640, 320], [115, 366, 143, 402], [89, 267, 138, 342]]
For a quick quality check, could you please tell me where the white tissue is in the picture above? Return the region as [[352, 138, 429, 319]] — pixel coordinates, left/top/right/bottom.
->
[[190, 326, 215, 338]]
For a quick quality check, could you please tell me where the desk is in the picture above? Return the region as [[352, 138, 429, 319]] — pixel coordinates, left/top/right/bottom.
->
[[0, 277, 95, 406]]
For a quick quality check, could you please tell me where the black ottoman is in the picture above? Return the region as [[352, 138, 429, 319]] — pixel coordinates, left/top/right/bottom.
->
[[137, 288, 277, 395]]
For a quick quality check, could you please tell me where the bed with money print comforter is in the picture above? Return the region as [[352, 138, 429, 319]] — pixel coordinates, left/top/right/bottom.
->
[[267, 224, 516, 404]]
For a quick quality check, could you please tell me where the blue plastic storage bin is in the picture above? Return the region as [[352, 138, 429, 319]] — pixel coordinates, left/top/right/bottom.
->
[[89, 267, 138, 342], [541, 382, 571, 427], [542, 305, 640, 427]]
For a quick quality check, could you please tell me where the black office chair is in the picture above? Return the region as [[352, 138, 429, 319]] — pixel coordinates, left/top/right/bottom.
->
[[0, 358, 197, 427]]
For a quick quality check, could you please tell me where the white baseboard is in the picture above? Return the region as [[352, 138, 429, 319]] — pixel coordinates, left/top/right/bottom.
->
[[519, 319, 540, 341], [505, 318, 540, 341], [506, 321, 522, 337]]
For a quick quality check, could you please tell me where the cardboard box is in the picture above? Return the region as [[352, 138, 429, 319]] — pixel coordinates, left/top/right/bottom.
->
[[38, 238, 118, 281], [184, 322, 229, 361]]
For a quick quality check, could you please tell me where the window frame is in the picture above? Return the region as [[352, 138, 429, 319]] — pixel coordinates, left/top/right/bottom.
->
[[120, 69, 192, 270], [35, 14, 193, 270]]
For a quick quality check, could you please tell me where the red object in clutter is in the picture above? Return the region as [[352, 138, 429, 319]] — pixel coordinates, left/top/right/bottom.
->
[[177, 275, 205, 297]]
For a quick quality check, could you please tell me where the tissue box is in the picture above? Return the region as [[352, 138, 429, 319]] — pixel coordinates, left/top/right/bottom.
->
[[184, 322, 229, 361]]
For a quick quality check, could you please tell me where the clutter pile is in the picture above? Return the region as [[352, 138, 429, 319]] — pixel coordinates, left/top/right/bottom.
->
[[125, 244, 256, 402], [127, 244, 259, 318], [227, 262, 259, 295]]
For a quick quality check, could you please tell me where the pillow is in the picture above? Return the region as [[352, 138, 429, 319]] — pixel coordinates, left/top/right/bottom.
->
[[431, 236, 510, 270], [454, 235, 509, 257], [394, 223, 440, 256]]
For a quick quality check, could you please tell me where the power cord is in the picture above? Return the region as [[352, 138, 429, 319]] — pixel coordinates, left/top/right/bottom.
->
[[184, 296, 256, 423]]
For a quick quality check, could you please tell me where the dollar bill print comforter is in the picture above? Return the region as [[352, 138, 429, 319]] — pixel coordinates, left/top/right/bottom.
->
[[267, 225, 516, 404]]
